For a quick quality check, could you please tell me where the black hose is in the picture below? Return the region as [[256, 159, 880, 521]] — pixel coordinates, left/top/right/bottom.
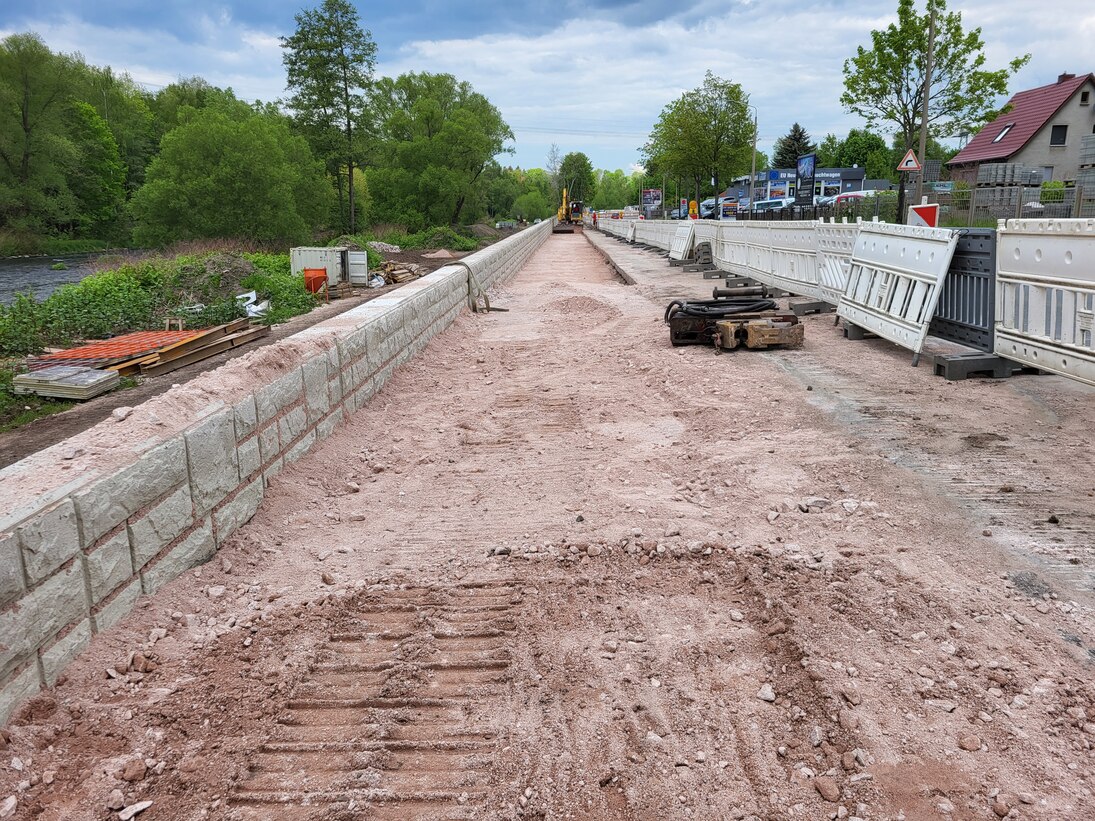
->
[[664, 297, 777, 323]]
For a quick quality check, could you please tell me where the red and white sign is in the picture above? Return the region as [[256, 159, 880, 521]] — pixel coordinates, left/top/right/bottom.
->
[[907, 203, 940, 228], [897, 149, 922, 172]]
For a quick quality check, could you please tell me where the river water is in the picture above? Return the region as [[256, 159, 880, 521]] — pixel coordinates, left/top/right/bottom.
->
[[0, 253, 133, 305]]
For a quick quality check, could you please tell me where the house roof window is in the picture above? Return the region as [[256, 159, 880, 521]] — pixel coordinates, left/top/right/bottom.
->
[[991, 123, 1014, 143]]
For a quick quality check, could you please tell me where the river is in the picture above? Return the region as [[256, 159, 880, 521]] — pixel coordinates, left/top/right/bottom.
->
[[0, 253, 135, 305]]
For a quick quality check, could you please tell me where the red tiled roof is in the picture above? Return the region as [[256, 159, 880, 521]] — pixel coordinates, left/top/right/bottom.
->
[[947, 73, 1094, 166]]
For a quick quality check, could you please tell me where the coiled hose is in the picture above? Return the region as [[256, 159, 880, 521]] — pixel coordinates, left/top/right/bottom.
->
[[664, 297, 777, 324]]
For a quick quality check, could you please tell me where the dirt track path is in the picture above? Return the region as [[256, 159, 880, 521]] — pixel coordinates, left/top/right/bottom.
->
[[2, 233, 1094, 821]]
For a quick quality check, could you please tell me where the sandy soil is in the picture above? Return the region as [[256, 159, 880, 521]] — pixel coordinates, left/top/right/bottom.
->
[[1, 233, 1094, 821]]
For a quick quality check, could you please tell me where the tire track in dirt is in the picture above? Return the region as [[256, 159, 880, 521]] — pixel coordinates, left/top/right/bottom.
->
[[229, 581, 520, 820]]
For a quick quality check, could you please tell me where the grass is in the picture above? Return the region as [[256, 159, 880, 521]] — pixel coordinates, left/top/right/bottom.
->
[[0, 230, 115, 258], [0, 249, 314, 356], [0, 367, 138, 433]]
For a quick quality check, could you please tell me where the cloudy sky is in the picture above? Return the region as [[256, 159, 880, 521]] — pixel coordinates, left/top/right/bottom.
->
[[2, 0, 1091, 173]]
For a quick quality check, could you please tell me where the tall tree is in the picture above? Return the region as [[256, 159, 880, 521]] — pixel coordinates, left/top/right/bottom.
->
[[281, 0, 376, 233], [66, 101, 126, 237], [841, 0, 1029, 153], [642, 72, 753, 203], [557, 152, 595, 204], [772, 122, 816, 169], [366, 72, 512, 229]]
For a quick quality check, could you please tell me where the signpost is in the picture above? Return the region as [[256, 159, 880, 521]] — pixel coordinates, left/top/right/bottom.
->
[[795, 153, 816, 207], [897, 149, 922, 173]]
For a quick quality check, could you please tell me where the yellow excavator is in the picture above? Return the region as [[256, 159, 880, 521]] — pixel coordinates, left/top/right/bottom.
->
[[552, 187, 583, 234]]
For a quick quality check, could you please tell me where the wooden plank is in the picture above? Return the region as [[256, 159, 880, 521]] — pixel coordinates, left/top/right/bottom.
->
[[152, 318, 250, 363], [107, 354, 161, 376], [138, 326, 269, 377]]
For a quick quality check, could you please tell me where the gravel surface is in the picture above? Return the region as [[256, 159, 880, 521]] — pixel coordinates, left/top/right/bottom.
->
[[1, 232, 1093, 821]]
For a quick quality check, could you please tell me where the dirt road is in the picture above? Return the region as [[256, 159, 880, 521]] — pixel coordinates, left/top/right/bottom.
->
[[2, 233, 1093, 821]]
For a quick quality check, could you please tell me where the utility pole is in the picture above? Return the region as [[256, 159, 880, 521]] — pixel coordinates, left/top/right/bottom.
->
[[914, 4, 937, 208], [750, 106, 758, 213]]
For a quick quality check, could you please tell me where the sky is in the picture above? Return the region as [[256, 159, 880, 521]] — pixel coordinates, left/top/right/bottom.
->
[[2, 0, 1092, 175]]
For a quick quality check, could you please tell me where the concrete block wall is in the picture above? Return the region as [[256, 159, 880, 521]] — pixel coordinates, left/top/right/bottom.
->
[[0, 220, 552, 725]]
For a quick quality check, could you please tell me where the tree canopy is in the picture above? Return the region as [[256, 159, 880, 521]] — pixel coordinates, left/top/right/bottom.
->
[[129, 108, 332, 246], [558, 152, 596, 204], [816, 129, 891, 179], [841, 0, 1029, 150], [365, 72, 512, 230], [772, 123, 817, 169], [642, 71, 753, 201], [281, 0, 376, 233]]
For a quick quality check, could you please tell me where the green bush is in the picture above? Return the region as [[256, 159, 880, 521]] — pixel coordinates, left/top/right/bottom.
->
[[241, 252, 318, 325]]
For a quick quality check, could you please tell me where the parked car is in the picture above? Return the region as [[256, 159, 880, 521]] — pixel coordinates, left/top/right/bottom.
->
[[669, 207, 684, 219], [816, 195, 838, 207], [699, 198, 717, 219], [749, 197, 795, 215]]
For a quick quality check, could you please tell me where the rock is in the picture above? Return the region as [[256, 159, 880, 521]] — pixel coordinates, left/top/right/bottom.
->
[[803, 497, 831, 511], [992, 799, 1011, 817], [814, 776, 841, 802], [982, 529, 992, 537], [838, 708, 859, 731], [841, 751, 857, 771], [586, 545, 603, 558], [841, 686, 862, 706], [119, 801, 153, 820], [767, 511, 780, 523], [729, 610, 744, 622], [665, 525, 681, 537], [121, 759, 146, 782], [42, 771, 54, 785], [757, 683, 776, 702], [575, 514, 584, 523], [321, 572, 335, 585], [112, 406, 133, 421], [809, 726, 824, 748], [106, 789, 125, 810], [0, 796, 15, 818], [602, 639, 618, 653], [207, 585, 226, 599], [958, 733, 981, 751], [1017, 793, 1035, 805], [345, 481, 360, 493]]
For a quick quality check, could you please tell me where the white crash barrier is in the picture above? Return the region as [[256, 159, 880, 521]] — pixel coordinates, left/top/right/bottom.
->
[[816, 218, 863, 305], [632, 220, 677, 250], [713, 223, 750, 277], [626, 221, 637, 243], [759, 221, 823, 300], [836, 222, 959, 355], [669, 222, 696, 261], [994, 218, 1095, 386]]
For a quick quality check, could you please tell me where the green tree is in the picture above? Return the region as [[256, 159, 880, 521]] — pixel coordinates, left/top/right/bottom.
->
[[76, 65, 155, 196], [591, 169, 636, 210], [511, 190, 551, 221], [281, 0, 376, 233], [642, 71, 753, 203], [129, 108, 333, 246], [772, 122, 816, 169], [0, 33, 79, 233], [66, 101, 126, 237], [841, 0, 1029, 153], [816, 133, 841, 168], [558, 152, 596, 204], [366, 72, 512, 229]]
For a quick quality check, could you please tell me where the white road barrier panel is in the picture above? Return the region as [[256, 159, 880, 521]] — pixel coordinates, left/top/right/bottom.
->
[[837, 222, 959, 355], [994, 218, 1095, 386], [713, 223, 750, 277], [669, 222, 696, 261], [764, 221, 823, 299], [632, 220, 676, 250], [816, 218, 862, 305], [626, 221, 637, 243]]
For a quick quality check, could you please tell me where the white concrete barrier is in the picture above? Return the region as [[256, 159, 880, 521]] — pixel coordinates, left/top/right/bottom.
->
[[0, 222, 552, 725]]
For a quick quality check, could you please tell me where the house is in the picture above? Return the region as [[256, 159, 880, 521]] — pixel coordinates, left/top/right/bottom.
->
[[947, 72, 1095, 185]]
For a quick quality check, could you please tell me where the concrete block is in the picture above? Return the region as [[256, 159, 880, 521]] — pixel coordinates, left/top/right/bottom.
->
[[234, 394, 258, 440], [0, 531, 25, 608], [127, 484, 193, 571], [214, 480, 263, 544], [86, 530, 133, 603], [255, 368, 304, 423], [352, 378, 376, 411], [342, 326, 368, 361], [316, 407, 344, 441], [258, 422, 280, 465], [278, 406, 308, 445], [0, 561, 88, 681], [237, 436, 260, 479], [350, 357, 375, 394], [285, 429, 316, 464], [263, 457, 284, 485], [93, 578, 141, 634], [41, 619, 91, 685], [327, 376, 344, 407], [302, 355, 331, 423], [16, 498, 80, 584], [140, 518, 214, 595], [0, 664, 41, 727], [185, 409, 239, 514], [73, 438, 187, 546]]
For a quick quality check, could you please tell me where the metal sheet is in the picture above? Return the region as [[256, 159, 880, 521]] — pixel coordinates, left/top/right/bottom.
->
[[836, 222, 959, 354], [347, 250, 370, 285], [669, 222, 696, 261], [929, 228, 997, 351], [994, 218, 1095, 385]]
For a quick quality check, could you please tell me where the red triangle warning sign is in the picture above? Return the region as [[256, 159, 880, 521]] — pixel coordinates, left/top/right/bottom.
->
[[897, 149, 922, 172]]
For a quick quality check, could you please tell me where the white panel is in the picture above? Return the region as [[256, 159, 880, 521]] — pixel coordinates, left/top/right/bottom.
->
[[836, 222, 959, 354], [764, 221, 822, 299], [291, 247, 345, 284], [347, 251, 370, 285], [816, 219, 861, 305], [626, 222, 636, 243], [713, 223, 749, 276], [669, 222, 696, 261], [994, 218, 1095, 386]]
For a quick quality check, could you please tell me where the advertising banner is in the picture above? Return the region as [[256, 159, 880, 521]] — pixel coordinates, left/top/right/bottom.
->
[[642, 188, 663, 207], [795, 153, 816, 206]]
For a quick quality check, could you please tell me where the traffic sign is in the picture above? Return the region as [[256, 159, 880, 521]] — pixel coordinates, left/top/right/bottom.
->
[[897, 149, 922, 172], [907, 203, 939, 228]]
